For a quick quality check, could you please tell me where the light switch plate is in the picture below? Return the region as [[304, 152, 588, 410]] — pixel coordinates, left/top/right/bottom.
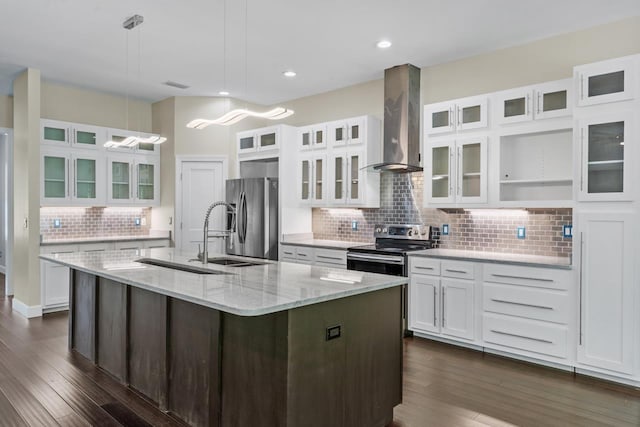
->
[[517, 226, 526, 239], [442, 224, 449, 235], [134, 217, 141, 226], [563, 224, 573, 238], [351, 220, 358, 231]]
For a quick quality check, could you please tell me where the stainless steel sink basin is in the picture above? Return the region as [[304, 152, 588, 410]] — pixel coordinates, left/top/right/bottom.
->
[[136, 258, 229, 275], [206, 257, 265, 267]]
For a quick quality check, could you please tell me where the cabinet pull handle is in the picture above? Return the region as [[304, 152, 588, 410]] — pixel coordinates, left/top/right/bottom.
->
[[490, 329, 553, 344], [298, 253, 308, 257], [580, 128, 585, 192], [579, 231, 584, 346], [433, 287, 437, 325], [449, 149, 454, 197], [73, 160, 76, 197], [67, 127, 71, 144], [414, 266, 434, 270], [316, 255, 343, 261], [491, 273, 553, 282], [525, 94, 530, 116], [442, 287, 446, 327], [457, 106, 462, 127], [445, 268, 467, 274], [449, 108, 454, 128], [580, 75, 584, 100], [66, 158, 70, 198], [457, 147, 461, 196], [537, 92, 542, 114], [490, 298, 553, 310]]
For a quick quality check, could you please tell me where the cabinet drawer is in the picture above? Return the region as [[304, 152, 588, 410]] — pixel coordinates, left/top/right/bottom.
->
[[441, 261, 474, 280], [410, 257, 440, 275], [483, 283, 570, 324], [483, 313, 568, 359], [483, 264, 571, 290], [280, 245, 297, 260], [314, 248, 347, 267], [295, 246, 314, 262], [40, 244, 78, 255]]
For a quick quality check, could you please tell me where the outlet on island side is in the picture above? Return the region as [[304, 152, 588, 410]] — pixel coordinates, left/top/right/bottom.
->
[[326, 325, 341, 341]]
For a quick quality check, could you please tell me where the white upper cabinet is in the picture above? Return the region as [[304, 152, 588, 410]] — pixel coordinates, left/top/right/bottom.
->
[[105, 128, 162, 155], [41, 147, 105, 206], [496, 79, 572, 125], [328, 116, 366, 146], [298, 124, 327, 150], [424, 136, 488, 206], [42, 119, 106, 150], [575, 55, 636, 107], [237, 126, 282, 155], [298, 154, 326, 206], [329, 149, 367, 206], [107, 154, 159, 206], [577, 111, 633, 202], [424, 95, 488, 135]]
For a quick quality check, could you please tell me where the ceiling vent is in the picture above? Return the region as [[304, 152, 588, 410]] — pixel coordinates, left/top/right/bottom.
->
[[163, 81, 190, 90]]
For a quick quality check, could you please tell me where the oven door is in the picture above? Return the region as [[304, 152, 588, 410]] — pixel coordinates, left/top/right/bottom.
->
[[346, 252, 406, 276]]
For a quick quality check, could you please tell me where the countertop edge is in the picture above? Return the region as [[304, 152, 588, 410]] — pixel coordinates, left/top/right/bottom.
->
[[280, 240, 368, 250], [408, 252, 572, 270]]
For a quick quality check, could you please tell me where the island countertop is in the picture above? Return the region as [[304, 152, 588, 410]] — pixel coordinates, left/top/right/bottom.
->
[[41, 248, 406, 316]]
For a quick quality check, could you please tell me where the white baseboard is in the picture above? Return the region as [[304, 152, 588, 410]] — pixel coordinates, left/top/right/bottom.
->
[[12, 298, 43, 318]]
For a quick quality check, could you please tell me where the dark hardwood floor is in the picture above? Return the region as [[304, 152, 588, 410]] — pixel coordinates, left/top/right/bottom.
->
[[0, 275, 638, 426]]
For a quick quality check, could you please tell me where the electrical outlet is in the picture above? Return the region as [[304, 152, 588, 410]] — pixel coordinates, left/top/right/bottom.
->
[[351, 220, 358, 231], [442, 224, 449, 235], [563, 224, 573, 238], [53, 218, 61, 228], [141, 217, 147, 226], [134, 217, 141, 226], [517, 226, 526, 239]]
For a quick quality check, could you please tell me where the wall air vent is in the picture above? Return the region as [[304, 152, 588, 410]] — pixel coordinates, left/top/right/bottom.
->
[[163, 81, 190, 90]]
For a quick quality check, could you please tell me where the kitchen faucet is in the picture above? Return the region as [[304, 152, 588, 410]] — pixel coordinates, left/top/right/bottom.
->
[[199, 201, 236, 264]]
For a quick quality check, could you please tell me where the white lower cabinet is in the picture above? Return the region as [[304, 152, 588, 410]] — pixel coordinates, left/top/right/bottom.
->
[[576, 211, 637, 376], [409, 258, 476, 341], [279, 244, 346, 268], [482, 264, 572, 362]]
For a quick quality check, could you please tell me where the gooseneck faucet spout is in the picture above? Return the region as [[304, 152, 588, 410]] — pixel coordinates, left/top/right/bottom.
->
[[201, 201, 236, 264]]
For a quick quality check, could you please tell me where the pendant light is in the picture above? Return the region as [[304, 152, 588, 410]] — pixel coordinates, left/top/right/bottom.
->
[[105, 15, 167, 148], [186, 0, 294, 129]]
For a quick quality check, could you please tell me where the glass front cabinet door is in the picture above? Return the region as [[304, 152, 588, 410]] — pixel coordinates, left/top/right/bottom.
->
[[576, 56, 635, 107], [299, 157, 312, 204], [41, 119, 70, 146], [456, 137, 487, 204], [330, 154, 346, 204], [107, 156, 133, 204], [257, 128, 279, 151], [347, 152, 363, 205], [135, 157, 160, 205], [313, 155, 326, 204], [41, 150, 70, 205], [426, 141, 455, 204], [578, 112, 632, 201], [72, 153, 102, 204], [72, 124, 103, 150], [237, 131, 257, 154]]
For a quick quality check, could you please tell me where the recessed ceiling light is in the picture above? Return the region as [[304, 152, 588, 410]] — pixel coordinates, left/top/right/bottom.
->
[[219, 91, 230, 96], [283, 70, 297, 78], [377, 40, 392, 49]]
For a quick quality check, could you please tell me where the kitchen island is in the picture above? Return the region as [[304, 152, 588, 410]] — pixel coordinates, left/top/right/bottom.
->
[[41, 248, 406, 427]]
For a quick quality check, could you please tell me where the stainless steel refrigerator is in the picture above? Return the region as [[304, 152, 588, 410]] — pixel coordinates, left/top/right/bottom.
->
[[225, 178, 279, 260]]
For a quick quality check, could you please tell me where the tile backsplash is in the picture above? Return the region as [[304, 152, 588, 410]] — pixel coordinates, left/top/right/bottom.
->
[[312, 172, 572, 258], [40, 207, 151, 241]]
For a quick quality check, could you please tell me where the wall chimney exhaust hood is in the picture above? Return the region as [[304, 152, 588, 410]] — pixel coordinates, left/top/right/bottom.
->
[[366, 64, 422, 173]]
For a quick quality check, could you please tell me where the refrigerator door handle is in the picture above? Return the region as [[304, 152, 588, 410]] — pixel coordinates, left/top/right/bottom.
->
[[238, 191, 248, 243]]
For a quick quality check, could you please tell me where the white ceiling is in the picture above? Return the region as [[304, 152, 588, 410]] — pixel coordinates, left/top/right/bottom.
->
[[1, 0, 639, 105]]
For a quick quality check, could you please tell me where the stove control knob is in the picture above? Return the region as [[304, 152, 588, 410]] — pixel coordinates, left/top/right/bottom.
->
[[382, 227, 388, 233], [375, 227, 382, 233], [407, 229, 413, 236]]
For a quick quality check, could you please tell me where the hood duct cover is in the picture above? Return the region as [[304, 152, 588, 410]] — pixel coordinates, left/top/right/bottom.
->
[[367, 64, 422, 173]]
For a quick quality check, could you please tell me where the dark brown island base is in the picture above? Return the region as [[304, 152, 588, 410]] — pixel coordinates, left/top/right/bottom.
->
[[69, 269, 402, 427]]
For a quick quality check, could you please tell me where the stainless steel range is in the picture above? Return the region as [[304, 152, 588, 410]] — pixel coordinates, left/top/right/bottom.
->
[[347, 224, 434, 335], [347, 224, 433, 275]]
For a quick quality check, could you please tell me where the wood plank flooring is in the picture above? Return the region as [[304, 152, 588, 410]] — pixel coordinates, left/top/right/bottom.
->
[[0, 274, 638, 426]]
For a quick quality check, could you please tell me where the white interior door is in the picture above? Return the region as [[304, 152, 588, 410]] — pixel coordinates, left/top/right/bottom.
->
[[0, 131, 7, 272], [177, 159, 226, 255]]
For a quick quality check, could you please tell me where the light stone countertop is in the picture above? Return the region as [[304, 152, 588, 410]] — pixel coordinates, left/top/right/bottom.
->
[[409, 248, 572, 269], [41, 233, 171, 246], [280, 239, 370, 250], [41, 248, 406, 316]]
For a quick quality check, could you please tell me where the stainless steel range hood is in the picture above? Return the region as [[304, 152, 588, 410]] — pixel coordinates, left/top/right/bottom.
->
[[367, 64, 422, 173]]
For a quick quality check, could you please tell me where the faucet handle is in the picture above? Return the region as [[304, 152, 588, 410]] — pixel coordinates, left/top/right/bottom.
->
[[197, 243, 202, 259]]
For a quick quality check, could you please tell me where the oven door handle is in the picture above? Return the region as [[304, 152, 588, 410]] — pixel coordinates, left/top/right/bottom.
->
[[346, 253, 405, 265]]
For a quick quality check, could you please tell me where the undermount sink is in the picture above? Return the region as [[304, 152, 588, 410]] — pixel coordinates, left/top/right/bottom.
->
[[136, 258, 229, 275], [206, 257, 265, 267]]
